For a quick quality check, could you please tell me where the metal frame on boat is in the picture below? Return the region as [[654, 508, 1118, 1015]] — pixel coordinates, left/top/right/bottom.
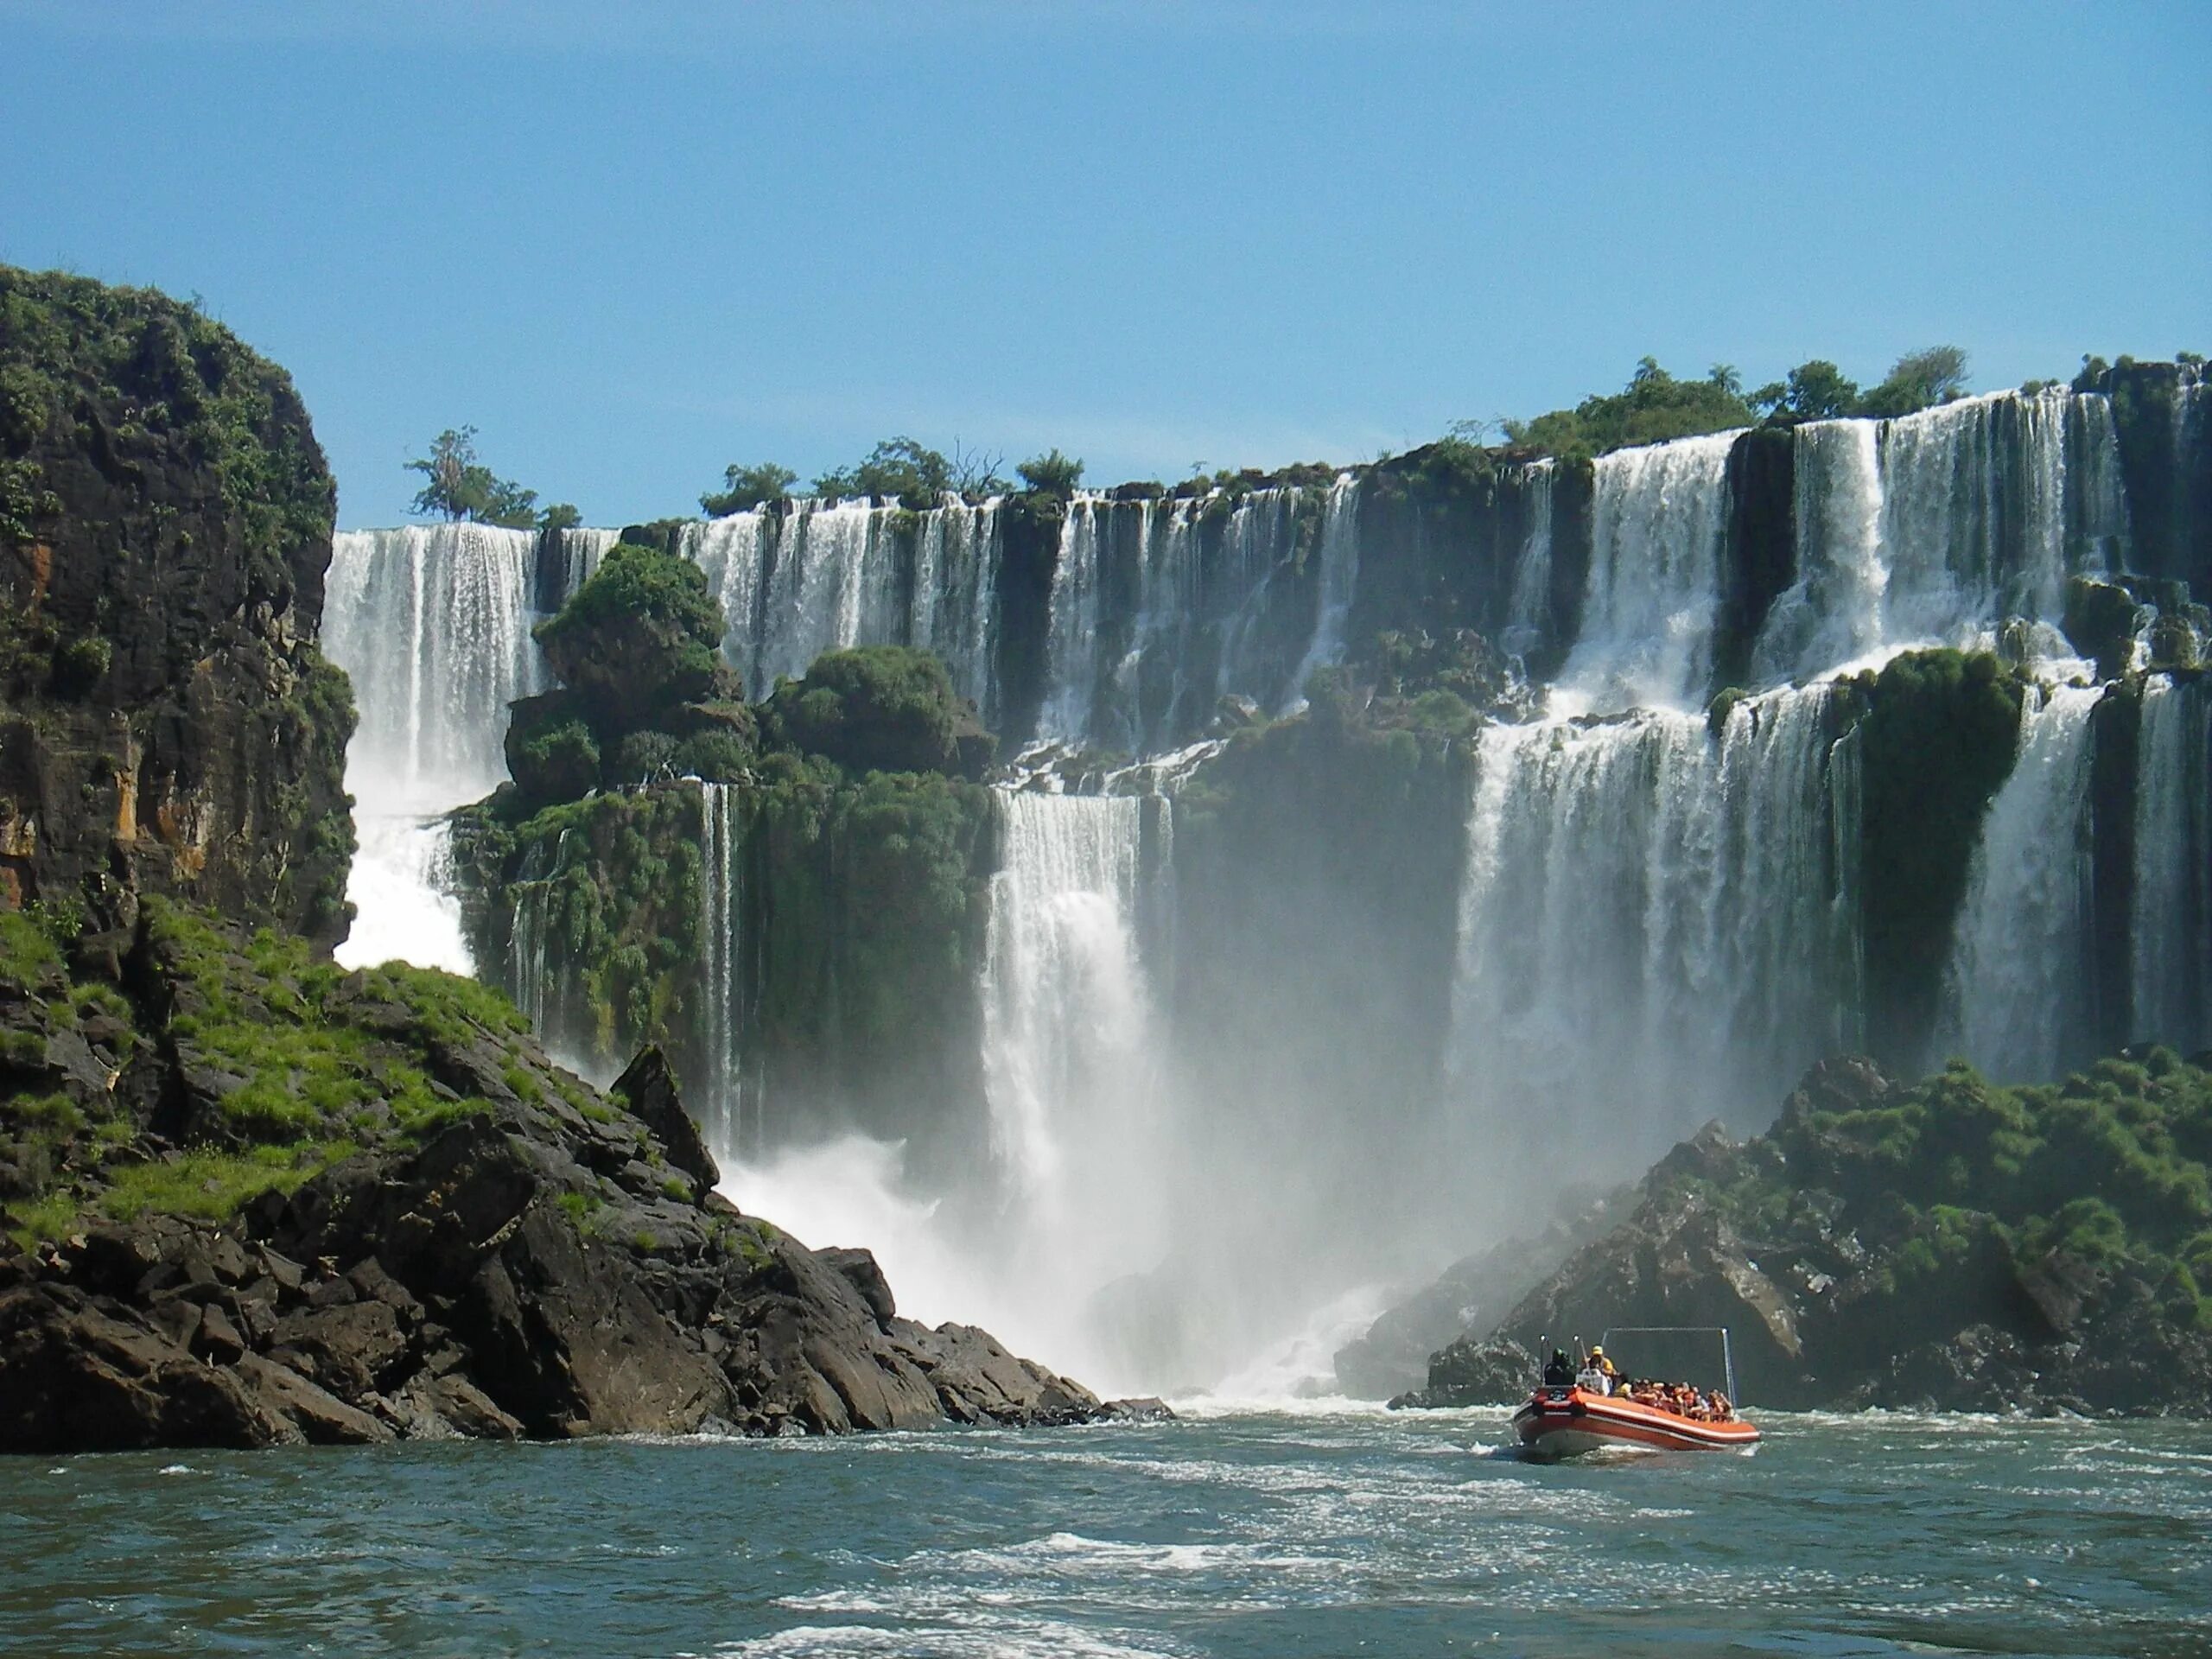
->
[[1511, 1325, 1760, 1457]]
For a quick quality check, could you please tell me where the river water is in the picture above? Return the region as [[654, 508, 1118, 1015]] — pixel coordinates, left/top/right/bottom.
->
[[3, 1407, 2206, 1657]]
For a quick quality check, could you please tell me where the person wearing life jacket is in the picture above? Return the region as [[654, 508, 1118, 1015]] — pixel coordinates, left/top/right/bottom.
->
[[1588, 1345, 1619, 1393]]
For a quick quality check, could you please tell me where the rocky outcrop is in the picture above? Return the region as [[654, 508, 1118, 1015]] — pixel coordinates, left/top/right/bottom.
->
[[1334, 1180, 1637, 1400], [0, 265, 353, 947], [1395, 1054, 2212, 1415], [0, 902, 1110, 1452]]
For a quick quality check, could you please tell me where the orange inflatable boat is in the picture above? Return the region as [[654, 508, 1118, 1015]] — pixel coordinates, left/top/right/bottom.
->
[[1512, 1383, 1761, 1456]]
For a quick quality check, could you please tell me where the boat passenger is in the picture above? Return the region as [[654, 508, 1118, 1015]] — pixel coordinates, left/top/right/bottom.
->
[[1543, 1349, 1573, 1387], [1709, 1391, 1733, 1421], [1589, 1345, 1618, 1384]]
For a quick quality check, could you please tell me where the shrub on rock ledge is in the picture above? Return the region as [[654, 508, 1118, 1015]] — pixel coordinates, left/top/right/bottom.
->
[[764, 646, 995, 779], [533, 542, 726, 729]]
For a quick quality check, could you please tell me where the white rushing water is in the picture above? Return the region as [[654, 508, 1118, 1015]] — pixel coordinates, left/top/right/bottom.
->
[[685, 496, 1004, 719], [1447, 683, 1858, 1201], [696, 781, 748, 1155], [325, 524, 553, 971], [980, 791, 1161, 1235], [2132, 675, 2211, 1052], [1560, 430, 1741, 712], [1040, 486, 1340, 750], [1759, 389, 2129, 679], [1941, 681, 2101, 1081]]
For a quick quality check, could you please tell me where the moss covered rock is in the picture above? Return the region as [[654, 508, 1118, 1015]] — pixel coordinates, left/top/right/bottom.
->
[[533, 541, 726, 733], [763, 645, 993, 779]]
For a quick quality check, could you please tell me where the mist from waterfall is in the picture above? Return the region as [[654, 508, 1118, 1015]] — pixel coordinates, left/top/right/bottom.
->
[[1941, 683, 2101, 1081]]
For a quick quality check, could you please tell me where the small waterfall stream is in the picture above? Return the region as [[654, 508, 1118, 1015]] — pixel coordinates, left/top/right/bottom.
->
[[1941, 683, 2101, 1080], [2132, 675, 2212, 1052]]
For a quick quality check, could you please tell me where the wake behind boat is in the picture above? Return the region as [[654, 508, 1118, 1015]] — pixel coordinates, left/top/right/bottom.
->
[[1511, 1326, 1760, 1458]]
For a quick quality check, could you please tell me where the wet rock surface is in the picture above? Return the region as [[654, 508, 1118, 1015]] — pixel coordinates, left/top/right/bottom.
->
[[0, 1076, 1116, 1452], [1390, 1056, 2212, 1416], [0, 906, 1126, 1452]]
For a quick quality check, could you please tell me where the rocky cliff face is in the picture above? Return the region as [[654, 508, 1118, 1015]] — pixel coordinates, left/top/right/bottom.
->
[[0, 903, 1105, 1450], [1392, 1054, 2212, 1415], [0, 266, 353, 947]]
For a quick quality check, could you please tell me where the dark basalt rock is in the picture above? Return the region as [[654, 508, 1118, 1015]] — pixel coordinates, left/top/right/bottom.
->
[[0, 904, 1106, 1452], [0, 265, 353, 946], [1396, 1055, 2212, 1417], [612, 1046, 719, 1201], [818, 1245, 896, 1328]]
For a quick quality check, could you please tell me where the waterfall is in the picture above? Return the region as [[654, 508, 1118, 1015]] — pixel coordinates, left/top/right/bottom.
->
[[697, 780, 747, 1157], [2131, 675, 2212, 1052], [1941, 682, 2101, 1080], [325, 525, 548, 808], [1039, 487, 1335, 748], [908, 497, 1004, 723], [981, 791, 1154, 1190], [683, 500, 908, 701], [1212, 489, 1302, 703], [340, 816, 472, 976], [1039, 498, 1109, 743], [1560, 430, 1741, 712], [1877, 388, 2078, 644], [1447, 683, 1856, 1190], [2069, 392, 2131, 575], [325, 524, 550, 971], [1287, 474, 1363, 698], [1754, 420, 1887, 680], [1500, 459, 1556, 662]]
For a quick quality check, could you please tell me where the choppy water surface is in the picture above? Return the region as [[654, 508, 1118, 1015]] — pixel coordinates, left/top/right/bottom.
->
[[3, 1408, 2206, 1657]]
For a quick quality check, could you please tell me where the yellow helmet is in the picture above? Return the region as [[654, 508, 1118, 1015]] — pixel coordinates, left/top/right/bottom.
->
[[1589, 1345, 1604, 1357]]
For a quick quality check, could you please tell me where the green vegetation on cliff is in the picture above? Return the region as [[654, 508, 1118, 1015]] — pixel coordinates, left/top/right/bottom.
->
[[0, 895, 556, 1252], [1496, 346, 1973, 461], [405, 426, 546, 529], [0, 265, 333, 582], [763, 646, 994, 779], [1417, 1050, 2212, 1414]]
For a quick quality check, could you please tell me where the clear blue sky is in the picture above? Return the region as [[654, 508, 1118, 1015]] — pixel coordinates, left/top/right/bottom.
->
[[3, 1, 2205, 528]]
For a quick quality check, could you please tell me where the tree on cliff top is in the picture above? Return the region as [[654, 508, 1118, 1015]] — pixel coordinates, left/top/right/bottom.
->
[[1858, 346, 1971, 418], [701, 461, 798, 517], [1016, 448, 1084, 499], [407, 426, 543, 528], [534, 541, 727, 727], [1503, 358, 1755, 457]]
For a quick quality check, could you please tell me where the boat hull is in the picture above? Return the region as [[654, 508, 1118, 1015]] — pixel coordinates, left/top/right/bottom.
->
[[1512, 1387, 1759, 1456]]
